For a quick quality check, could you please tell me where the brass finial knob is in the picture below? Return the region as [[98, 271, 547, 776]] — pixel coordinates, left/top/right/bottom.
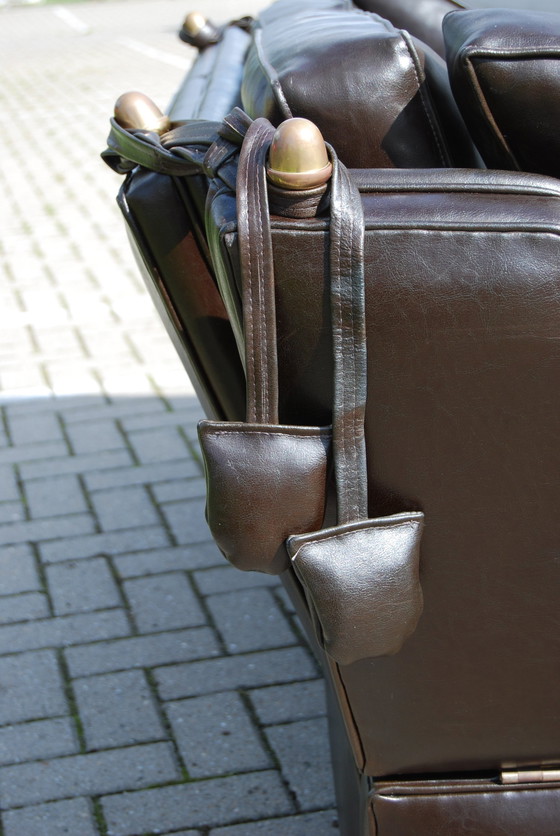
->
[[179, 11, 220, 47], [114, 92, 171, 135], [267, 118, 332, 190]]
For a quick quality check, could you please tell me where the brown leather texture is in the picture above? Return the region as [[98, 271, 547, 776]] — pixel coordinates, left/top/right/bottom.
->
[[370, 778, 560, 835], [198, 421, 332, 574], [241, 0, 478, 169], [354, 0, 468, 58], [288, 514, 424, 665], [444, 9, 560, 178], [208, 167, 560, 775]]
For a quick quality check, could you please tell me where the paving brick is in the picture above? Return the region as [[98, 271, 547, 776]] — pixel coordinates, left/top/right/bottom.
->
[[127, 426, 192, 465], [0, 609, 130, 655], [64, 626, 219, 677], [62, 397, 166, 425], [0, 717, 78, 766], [66, 419, 126, 454], [20, 449, 133, 480], [83, 458, 200, 491], [165, 692, 271, 778], [152, 476, 206, 503], [74, 669, 166, 750], [46, 557, 121, 615], [0, 440, 67, 466], [101, 770, 293, 835], [265, 719, 336, 811], [0, 501, 25, 524], [194, 566, 278, 596], [155, 647, 318, 701], [0, 591, 50, 624], [90, 486, 160, 531], [211, 810, 340, 835], [0, 544, 41, 594], [0, 649, 67, 724], [114, 543, 223, 578], [161, 498, 211, 544], [120, 408, 199, 433], [0, 466, 19, 502], [39, 525, 170, 563], [0, 741, 180, 808], [207, 589, 297, 654], [8, 411, 63, 445], [249, 680, 326, 726], [2, 797, 98, 836], [124, 573, 206, 633], [24, 473, 88, 518], [0, 512, 95, 547]]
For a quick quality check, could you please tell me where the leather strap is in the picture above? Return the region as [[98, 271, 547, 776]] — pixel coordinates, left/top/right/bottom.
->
[[236, 117, 279, 424], [329, 154, 368, 524]]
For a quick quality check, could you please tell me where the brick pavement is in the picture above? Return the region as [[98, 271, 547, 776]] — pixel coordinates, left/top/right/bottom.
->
[[0, 2, 339, 833]]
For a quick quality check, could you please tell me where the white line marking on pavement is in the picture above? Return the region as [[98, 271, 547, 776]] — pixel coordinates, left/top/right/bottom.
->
[[52, 6, 91, 35], [117, 37, 191, 70]]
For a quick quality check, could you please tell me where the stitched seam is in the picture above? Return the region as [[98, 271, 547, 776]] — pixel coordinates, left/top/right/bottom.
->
[[254, 147, 269, 421], [401, 30, 449, 167]]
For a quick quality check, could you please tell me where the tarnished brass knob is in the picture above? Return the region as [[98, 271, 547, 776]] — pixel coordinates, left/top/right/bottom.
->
[[267, 118, 332, 190], [180, 11, 220, 47], [114, 92, 171, 135]]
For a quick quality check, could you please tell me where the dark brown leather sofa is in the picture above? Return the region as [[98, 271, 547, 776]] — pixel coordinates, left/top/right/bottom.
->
[[104, 1, 560, 833]]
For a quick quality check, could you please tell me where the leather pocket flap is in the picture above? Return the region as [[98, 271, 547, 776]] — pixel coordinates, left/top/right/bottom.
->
[[287, 513, 424, 664], [198, 420, 332, 574]]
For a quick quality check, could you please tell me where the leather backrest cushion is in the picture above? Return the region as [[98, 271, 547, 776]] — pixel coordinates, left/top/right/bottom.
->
[[241, 0, 478, 169], [353, 0, 469, 59], [444, 9, 560, 178]]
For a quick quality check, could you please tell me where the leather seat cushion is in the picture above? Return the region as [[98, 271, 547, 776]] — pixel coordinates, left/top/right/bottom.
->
[[444, 9, 560, 178], [241, 0, 477, 169]]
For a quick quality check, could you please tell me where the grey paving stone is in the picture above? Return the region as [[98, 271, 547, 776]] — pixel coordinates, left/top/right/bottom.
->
[[0, 591, 50, 624], [0, 609, 130, 655], [8, 412, 63, 445], [0, 649, 67, 724], [0, 512, 95, 546], [102, 770, 293, 835], [90, 486, 160, 531], [64, 626, 220, 677], [0, 501, 25, 524], [74, 669, 166, 750], [0, 544, 41, 594], [65, 418, 126, 455], [127, 426, 192, 464], [155, 647, 318, 701], [120, 408, 199, 433], [165, 692, 271, 778], [46, 557, 121, 615], [249, 680, 327, 726], [0, 717, 78, 766], [83, 459, 200, 491], [206, 588, 297, 654], [114, 543, 223, 578], [124, 573, 206, 633], [0, 440, 67, 466], [63, 397, 166, 425], [0, 466, 19, 502], [20, 449, 133, 480], [211, 810, 340, 835], [152, 477, 206, 503], [194, 566, 279, 596], [161, 498, 211, 544], [24, 474, 88, 518], [265, 719, 336, 811], [39, 525, 170, 563], [2, 797, 98, 836], [0, 741, 180, 808]]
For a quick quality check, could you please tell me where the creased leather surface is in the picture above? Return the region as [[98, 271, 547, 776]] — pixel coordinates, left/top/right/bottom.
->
[[241, 0, 477, 168], [288, 514, 424, 665], [444, 9, 560, 178], [371, 778, 560, 835], [354, 0, 468, 58], [199, 421, 332, 574]]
